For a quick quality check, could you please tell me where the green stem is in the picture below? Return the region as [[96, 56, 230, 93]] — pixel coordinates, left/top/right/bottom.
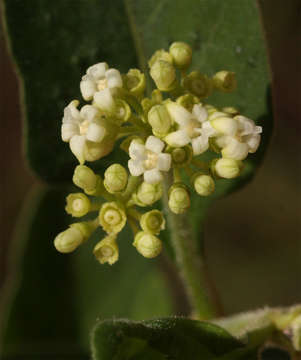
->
[[162, 172, 221, 319]]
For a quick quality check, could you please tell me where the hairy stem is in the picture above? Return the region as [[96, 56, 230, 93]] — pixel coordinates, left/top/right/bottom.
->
[[163, 172, 222, 319]]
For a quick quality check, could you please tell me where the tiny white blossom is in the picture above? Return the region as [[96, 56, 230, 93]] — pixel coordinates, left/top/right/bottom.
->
[[128, 136, 171, 184], [61, 100, 106, 163], [164, 102, 215, 155]]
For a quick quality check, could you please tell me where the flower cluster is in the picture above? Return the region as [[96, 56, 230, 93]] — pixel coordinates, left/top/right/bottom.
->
[[55, 42, 262, 264]]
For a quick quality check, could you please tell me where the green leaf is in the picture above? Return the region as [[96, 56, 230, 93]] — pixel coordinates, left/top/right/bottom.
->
[[91, 317, 243, 360]]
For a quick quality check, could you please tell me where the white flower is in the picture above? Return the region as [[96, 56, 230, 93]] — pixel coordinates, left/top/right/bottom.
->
[[128, 136, 171, 184], [164, 102, 216, 155], [61, 100, 107, 163], [80, 63, 123, 111], [215, 115, 262, 160]]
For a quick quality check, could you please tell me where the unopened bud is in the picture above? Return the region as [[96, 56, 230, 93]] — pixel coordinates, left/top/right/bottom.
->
[[210, 116, 238, 136], [182, 71, 213, 99], [104, 164, 128, 193], [65, 193, 91, 217], [148, 49, 173, 67], [148, 104, 172, 137], [169, 42, 192, 69], [213, 71, 237, 93], [133, 231, 162, 258], [171, 146, 192, 167], [222, 106, 239, 116], [54, 226, 84, 253], [140, 210, 165, 235], [150, 60, 177, 92], [168, 183, 190, 214], [132, 182, 163, 207], [124, 69, 146, 97], [99, 201, 126, 234], [212, 158, 242, 179], [114, 99, 131, 124], [93, 234, 119, 265], [73, 165, 98, 192], [193, 174, 215, 196]]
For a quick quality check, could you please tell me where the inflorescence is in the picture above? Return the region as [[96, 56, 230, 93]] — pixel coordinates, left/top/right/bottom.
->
[[55, 41, 262, 264]]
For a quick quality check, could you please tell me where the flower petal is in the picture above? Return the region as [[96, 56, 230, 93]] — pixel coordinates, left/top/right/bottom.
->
[[105, 68, 123, 88], [128, 159, 145, 176], [221, 137, 249, 160], [192, 135, 209, 155], [144, 169, 162, 184], [166, 102, 192, 126], [145, 136, 164, 153], [192, 104, 208, 123], [70, 135, 86, 164], [129, 141, 147, 160], [93, 88, 114, 112], [61, 123, 79, 142], [86, 123, 106, 143], [201, 121, 217, 137], [80, 105, 100, 123], [246, 134, 261, 153], [87, 62, 108, 80], [165, 130, 190, 147], [63, 100, 81, 124], [211, 116, 238, 136], [80, 76, 97, 101], [157, 153, 171, 171]]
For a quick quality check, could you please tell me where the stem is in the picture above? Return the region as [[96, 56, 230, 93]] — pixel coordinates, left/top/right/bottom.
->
[[162, 172, 222, 319]]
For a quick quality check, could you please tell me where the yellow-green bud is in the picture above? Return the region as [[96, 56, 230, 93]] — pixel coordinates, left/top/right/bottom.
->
[[124, 69, 146, 97], [213, 71, 237, 93], [150, 60, 177, 92], [93, 234, 119, 265], [148, 104, 172, 137], [112, 99, 131, 125], [65, 193, 91, 217], [99, 201, 126, 234], [193, 174, 215, 196], [171, 146, 192, 167], [148, 49, 173, 67], [54, 226, 84, 253], [132, 182, 163, 207], [176, 94, 200, 112], [168, 183, 190, 214], [169, 42, 192, 69], [133, 231, 162, 258], [140, 210, 165, 235], [73, 165, 98, 192], [212, 158, 242, 179], [222, 106, 239, 116], [182, 71, 213, 99], [104, 164, 128, 193]]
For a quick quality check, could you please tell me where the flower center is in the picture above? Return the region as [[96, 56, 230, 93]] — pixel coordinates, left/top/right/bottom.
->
[[97, 78, 108, 91], [148, 216, 159, 229], [144, 151, 158, 170], [104, 209, 121, 225], [72, 199, 84, 212], [79, 119, 90, 135]]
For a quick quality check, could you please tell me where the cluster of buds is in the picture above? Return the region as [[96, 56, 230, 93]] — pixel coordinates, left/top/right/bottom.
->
[[55, 42, 263, 264]]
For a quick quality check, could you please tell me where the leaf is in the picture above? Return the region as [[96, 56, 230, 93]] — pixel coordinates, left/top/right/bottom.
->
[[91, 317, 243, 360]]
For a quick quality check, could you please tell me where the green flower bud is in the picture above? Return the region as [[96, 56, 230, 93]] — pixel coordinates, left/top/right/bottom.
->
[[193, 174, 215, 196], [168, 183, 190, 214], [93, 234, 119, 265], [213, 71, 237, 93], [222, 106, 239, 116], [104, 164, 128, 193], [171, 146, 192, 167], [150, 60, 177, 92], [114, 99, 131, 124], [124, 69, 146, 97], [148, 104, 172, 137], [140, 210, 165, 235], [169, 42, 192, 69], [176, 94, 200, 112], [182, 71, 213, 99], [99, 201, 126, 234], [148, 49, 173, 67], [73, 165, 98, 192], [132, 182, 163, 207], [133, 231, 162, 258], [54, 226, 84, 253], [211, 158, 242, 179], [65, 193, 91, 217]]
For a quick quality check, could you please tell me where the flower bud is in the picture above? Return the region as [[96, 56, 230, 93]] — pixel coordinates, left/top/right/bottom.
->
[[132, 182, 163, 207], [93, 234, 119, 265], [193, 174, 215, 196], [213, 71, 237, 93], [65, 193, 91, 217], [148, 104, 172, 137], [133, 231, 162, 258], [169, 42, 192, 69], [54, 226, 84, 253], [148, 49, 173, 67], [222, 106, 239, 116], [150, 60, 177, 92], [182, 71, 213, 99], [140, 210, 165, 235], [171, 146, 192, 167], [99, 201, 126, 234], [205, 104, 217, 115], [114, 99, 131, 124], [168, 183, 190, 214], [212, 158, 242, 179], [104, 164, 128, 193], [210, 116, 238, 136], [73, 165, 98, 192], [123, 69, 146, 97], [176, 94, 200, 112]]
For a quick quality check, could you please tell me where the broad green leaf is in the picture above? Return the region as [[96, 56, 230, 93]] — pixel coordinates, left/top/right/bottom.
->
[[91, 317, 243, 360]]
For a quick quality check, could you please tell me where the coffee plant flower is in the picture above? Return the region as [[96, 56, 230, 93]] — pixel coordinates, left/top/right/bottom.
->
[[55, 41, 263, 264]]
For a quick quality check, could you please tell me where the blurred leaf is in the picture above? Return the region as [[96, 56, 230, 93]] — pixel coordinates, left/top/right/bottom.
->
[[91, 317, 243, 360]]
